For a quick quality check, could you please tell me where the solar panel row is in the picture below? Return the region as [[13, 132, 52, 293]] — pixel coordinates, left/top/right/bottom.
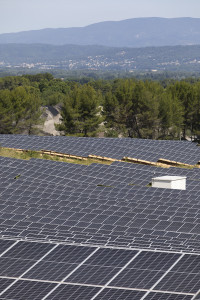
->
[[0, 239, 198, 299], [0, 135, 199, 164]]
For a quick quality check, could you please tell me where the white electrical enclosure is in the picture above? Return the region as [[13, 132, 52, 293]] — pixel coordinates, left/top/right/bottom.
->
[[152, 176, 186, 190]]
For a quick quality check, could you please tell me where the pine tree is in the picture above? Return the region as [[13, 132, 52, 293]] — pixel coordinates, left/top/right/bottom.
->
[[58, 85, 102, 136], [0, 89, 14, 133], [0, 86, 43, 134]]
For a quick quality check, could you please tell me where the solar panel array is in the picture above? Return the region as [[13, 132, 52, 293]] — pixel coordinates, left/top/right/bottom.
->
[[0, 135, 200, 299], [0, 134, 199, 164], [0, 156, 200, 252]]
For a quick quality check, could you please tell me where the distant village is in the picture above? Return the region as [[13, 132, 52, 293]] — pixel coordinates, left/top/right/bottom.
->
[[1, 54, 200, 73]]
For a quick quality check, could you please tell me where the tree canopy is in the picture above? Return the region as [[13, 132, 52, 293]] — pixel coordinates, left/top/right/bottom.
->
[[0, 73, 200, 139]]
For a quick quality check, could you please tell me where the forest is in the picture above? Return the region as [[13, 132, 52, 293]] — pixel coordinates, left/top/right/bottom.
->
[[0, 73, 200, 140]]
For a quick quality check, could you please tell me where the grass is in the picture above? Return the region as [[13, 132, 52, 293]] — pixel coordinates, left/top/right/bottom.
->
[[0, 147, 112, 166]]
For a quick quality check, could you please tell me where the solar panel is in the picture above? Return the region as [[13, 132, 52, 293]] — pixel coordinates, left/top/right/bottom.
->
[[44, 284, 101, 300], [144, 292, 193, 300], [1, 256, 39, 278], [66, 263, 122, 286], [42, 244, 97, 264], [155, 271, 200, 293], [1, 241, 55, 260], [94, 287, 146, 299], [110, 267, 165, 289], [125, 251, 181, 271], [23, 260, 79, 281], [0, 279, 56, 300], [155, 254, 200, 294]]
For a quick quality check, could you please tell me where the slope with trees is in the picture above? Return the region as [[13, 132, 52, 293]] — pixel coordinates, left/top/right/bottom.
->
[[0, 73, 200, 140]]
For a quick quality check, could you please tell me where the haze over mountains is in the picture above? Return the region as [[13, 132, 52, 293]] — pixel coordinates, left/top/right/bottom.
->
[[1, 17, 200, 47]]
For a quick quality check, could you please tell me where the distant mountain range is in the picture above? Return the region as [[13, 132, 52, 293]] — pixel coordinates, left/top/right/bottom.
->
[[1, 18, 200, 74], [1, 17, 200, 47]]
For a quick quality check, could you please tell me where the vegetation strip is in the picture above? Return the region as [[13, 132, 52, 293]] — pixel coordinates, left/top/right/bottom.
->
[[1, 74, 200, 140], [0, 147, 198, 169]]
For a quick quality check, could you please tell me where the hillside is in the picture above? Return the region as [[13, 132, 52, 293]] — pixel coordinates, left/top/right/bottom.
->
[[1, 43, 200, 72], [1, 17, 200, 47]]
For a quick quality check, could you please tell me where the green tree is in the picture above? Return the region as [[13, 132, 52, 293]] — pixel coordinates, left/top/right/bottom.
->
[[1, 86, 44, 134], [103, 80, 161, 138], [0, 76, 30, 90], [20, 87, 44, 135], [192, 82, 200, 138], [159, 92, 183, 139], [58, 84, 102, 136], [0, 89, 14, 133], [168, 81, 197, 139]]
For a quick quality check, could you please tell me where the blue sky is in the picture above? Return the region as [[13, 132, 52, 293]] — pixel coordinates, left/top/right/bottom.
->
[[1, 0, 200, 34]]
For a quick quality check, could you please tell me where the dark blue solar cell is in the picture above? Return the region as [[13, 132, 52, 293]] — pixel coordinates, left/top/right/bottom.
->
[[43, 244, 97, 264], [155, 271, 200, 294], [84, 248, 138, 268], [2, 241, 55, 260], [145, 292, 193, 300], [110, 267, 165, 289], [126, 251, 181, 271], [0, 278, 15, 293], [0, 280, 56, 300], [0, 257, 36, 277], [66, 264, 120, 285], [95, 288, 146, 300], [23, 260, 78, 281], [45, 284, 100, 300], [0, 239, 16, 255]]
